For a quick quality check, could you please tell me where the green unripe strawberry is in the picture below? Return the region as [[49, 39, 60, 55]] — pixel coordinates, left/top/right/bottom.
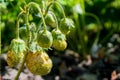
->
[[6, 38, 26, 67], [53, 39, 67, 51], [37, 30, 53, 48], [45, 12, 56, 28], [59, 18, 75, 34], [7, 51, 24, 67], [26, 51, 52, 75], [52, 29, 67, 51]]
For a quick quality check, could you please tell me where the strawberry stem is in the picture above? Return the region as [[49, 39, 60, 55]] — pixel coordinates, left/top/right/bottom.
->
[[14, 4, 30, 80], [16, 12, 23, 39], [50, 11, 59, 29], [45, 1, 66, 20], [54, 1, 66, 19], [28, 2, 47, 31]]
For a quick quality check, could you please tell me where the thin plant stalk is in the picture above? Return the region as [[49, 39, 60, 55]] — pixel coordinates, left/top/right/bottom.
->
[[28, 2, 47, 31], [85, 12, 101, 50], [0, 10, 1, 54], [79, 0, 87, 57], [45, 1, 66, 19], [14, 6, 30, 80]]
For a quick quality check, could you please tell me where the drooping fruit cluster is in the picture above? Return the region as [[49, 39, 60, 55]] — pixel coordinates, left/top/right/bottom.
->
[[6, 1, 75, 77]]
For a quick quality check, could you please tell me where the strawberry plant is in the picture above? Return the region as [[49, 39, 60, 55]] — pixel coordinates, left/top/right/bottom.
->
[[5, 0, 75, 80]]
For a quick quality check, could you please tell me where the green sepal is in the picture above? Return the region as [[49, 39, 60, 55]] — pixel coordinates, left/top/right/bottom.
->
[[29, 41, 42, 53], [9, 38, 26, 54], [52, 28, 66, 40]]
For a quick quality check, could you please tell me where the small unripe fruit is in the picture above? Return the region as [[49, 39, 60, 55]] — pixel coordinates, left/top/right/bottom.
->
[[6, 38, 26, 67], [45, 12, 56, 28], [37, 30, 53, 48], [7, 51, 24, 67], [52, 29, 67, 51], [26, 51, 52, 75], [53, 40, 67, 51]]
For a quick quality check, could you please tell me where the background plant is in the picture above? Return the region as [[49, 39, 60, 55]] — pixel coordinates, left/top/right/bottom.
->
[[57, 0, 120, 57]]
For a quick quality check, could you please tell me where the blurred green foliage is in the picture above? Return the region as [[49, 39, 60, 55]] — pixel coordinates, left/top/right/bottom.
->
[[58, 0, 120, 55], [1, 0, 120, 55]]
